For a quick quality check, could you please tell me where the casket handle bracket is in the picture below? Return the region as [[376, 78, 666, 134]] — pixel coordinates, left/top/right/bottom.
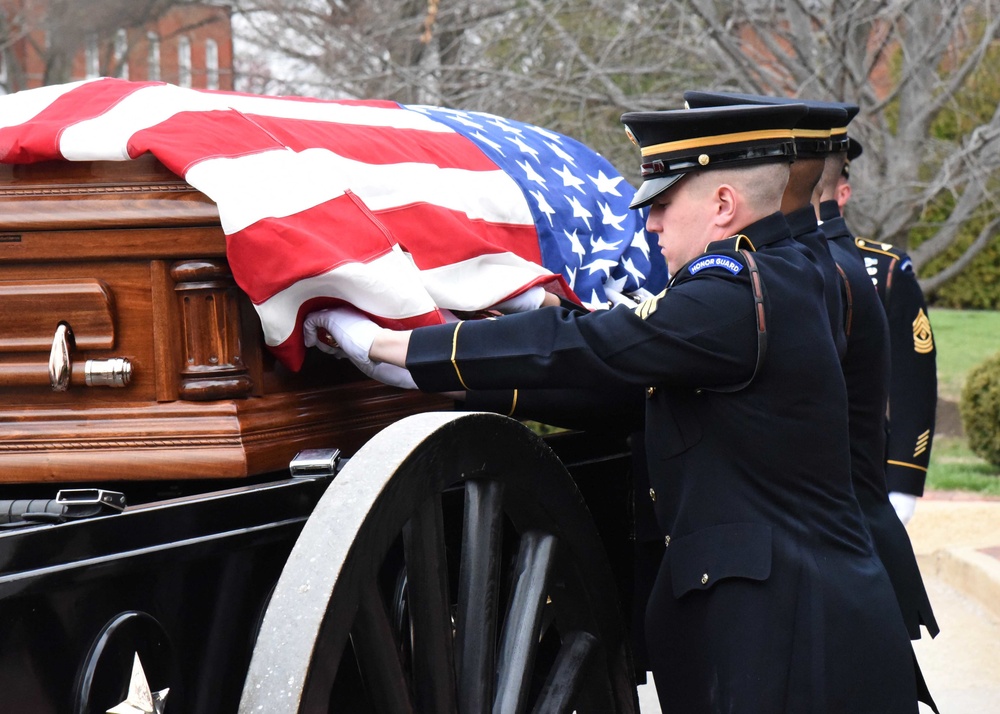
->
[[48, 322, 132, 391]]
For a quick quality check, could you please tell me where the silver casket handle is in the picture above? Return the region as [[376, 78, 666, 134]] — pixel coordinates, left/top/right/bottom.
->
[[48, 323, 132, 391]]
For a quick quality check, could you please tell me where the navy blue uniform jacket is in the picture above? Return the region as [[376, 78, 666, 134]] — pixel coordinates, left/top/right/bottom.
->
[[849, 228, 939, 497], [407, 212, 917, 713]]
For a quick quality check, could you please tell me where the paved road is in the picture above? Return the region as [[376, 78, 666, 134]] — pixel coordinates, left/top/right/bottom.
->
[[635, 569, 1000, 713]]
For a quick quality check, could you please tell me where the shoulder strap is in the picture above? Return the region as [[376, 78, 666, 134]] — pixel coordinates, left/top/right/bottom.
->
[[836, 263, 853, 338], [709, 248, 767, 393]]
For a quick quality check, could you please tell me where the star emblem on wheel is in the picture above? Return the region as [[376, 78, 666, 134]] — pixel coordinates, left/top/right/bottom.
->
[[106, 653, 169, 714]]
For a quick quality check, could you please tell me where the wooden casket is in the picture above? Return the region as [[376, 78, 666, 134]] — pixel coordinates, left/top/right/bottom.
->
[[0, 155, 448, 483]]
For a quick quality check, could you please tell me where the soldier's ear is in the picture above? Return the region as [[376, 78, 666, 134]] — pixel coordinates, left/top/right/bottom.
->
[[837, 179, 852, 209], [713, 183, 738, 224]]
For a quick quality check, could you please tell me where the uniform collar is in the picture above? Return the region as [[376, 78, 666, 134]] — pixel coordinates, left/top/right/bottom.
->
[[818, 200, 842, 222], [705, 211, 790, 252], [784, 205, 819, 239]]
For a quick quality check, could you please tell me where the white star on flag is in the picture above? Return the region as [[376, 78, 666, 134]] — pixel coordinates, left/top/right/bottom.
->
[[553, 164, 586, 192], [589, 169, 625, 196], [564, 228, 587, 259], [530, 189, 557, 225], [631, 229, 651, 259], [590, 235, 623, 252], [507, 134, 540, 160], [582, 289, 608, 310], [623, 256, 646, 284], [599, 201, 628, 231], [566, 194, 593, 230], [517, 158, 546, 186], [582, 257, 619, 277], [547, 141, 577, 165]]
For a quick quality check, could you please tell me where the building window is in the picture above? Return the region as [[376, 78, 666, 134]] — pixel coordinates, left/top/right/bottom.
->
[[85, 35, 100, 78], [205, 39, 219, 90], [178, 36, 191, 87], [114, 29, 129, 79], [147, 32, 161, 81]]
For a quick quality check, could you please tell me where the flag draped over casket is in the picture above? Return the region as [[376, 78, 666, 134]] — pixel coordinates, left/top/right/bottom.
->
[[0, 78, 666, 371]]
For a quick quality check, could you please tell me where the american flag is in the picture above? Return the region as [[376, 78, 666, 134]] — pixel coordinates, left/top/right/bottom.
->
[[0, 78, 666, 370]]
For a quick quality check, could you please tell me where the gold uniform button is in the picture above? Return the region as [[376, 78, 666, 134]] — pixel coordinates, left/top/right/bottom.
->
[[664, 535, 671, 547], [701, 573, 709, 585], [646, 386, 657, 398], [649, 488, 656, 502]]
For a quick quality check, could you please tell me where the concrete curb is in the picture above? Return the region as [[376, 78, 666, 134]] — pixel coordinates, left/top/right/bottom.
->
[[918, 547, 1000, 622]]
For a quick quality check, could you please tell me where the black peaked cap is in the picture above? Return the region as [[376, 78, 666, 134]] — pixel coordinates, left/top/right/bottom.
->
[[683, 91, 856, 155], [621, 102, 806, 209]]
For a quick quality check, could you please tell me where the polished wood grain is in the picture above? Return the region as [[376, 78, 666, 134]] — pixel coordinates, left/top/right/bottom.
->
[[0, 155, 449, 484], [0, 279, 115, 352]]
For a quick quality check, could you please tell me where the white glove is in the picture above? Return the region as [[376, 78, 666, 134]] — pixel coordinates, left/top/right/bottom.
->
[[491, 286, 545, 313], [888, 491, 917, 525], [303, 308, 417, 389]]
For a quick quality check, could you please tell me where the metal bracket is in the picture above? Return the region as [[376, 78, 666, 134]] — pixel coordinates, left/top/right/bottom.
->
[[289, 449, 343, 479]]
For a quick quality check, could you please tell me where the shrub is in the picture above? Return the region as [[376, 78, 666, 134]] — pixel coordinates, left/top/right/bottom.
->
[[960, 351, 1000, 469]]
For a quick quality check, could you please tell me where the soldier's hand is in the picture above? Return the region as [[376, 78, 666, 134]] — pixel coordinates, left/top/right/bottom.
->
[[303, 308, 417, 389], [888, 491, 917, 525], [490, 286, 546, 313]]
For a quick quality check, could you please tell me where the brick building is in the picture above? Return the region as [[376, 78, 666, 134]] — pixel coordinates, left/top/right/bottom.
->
[[1, 1, 233, 92]]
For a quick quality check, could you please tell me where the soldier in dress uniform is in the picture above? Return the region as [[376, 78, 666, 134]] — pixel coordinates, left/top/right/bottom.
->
[[838, 138, 939, 526], [683, 93, 940, 712], [305, 102, 920, 713]]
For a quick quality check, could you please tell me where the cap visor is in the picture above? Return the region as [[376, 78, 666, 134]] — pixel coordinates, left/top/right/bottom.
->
[[629, 173, 684, 210]]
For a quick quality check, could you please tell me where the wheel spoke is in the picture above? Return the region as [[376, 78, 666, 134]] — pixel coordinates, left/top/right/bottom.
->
[[494, 530, 558, 714], [531, 631, 598, 714], [456, 478, 505, 714], [351, 578, 416, 714], [402, 493, 459, 713]]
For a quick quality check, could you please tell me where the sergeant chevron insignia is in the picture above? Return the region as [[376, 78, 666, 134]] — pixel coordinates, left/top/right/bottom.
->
[[635, 289, 666, 319], [912, 308, 934, 354]]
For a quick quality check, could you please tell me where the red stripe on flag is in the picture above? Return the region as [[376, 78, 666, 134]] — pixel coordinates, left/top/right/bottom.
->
[[0, 79, 156, 163], [127, 109, 502, 177], [373, 202, 542, 268], [225, 192, 399, 304]]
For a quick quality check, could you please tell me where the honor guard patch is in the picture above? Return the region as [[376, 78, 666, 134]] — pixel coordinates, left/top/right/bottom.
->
[[912, 308, 934, 354], [689, 254, 743, 276]]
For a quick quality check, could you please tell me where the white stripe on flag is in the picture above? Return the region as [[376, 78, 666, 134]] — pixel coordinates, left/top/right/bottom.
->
[[256, 245, 437, 346], [418, 253, 554, 310], [186, 148, 534, 235], [0, 79, 96, 130], [58, 83, 456, 161]]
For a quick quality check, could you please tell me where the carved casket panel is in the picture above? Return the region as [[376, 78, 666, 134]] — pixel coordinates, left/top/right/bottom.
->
[[0, 155, 448, 483]]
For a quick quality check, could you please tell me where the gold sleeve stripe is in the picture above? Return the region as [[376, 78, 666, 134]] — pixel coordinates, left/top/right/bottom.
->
[[634, 290, 665, 320], [914, 429, 931, 457], [641, 128, 793, 157], [450, 322, 471, 390], [887, 459, 928, 473], [508, 389, 518, 417]]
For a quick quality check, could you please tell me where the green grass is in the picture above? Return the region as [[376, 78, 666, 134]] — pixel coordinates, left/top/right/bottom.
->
[[926, 308, 1000, 494], [930, 307, 1000, 401], [926, 436, 1000, 495]]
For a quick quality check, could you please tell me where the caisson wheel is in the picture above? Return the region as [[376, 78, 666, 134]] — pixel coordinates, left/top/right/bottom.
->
[[239, 412, 636, 714]]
